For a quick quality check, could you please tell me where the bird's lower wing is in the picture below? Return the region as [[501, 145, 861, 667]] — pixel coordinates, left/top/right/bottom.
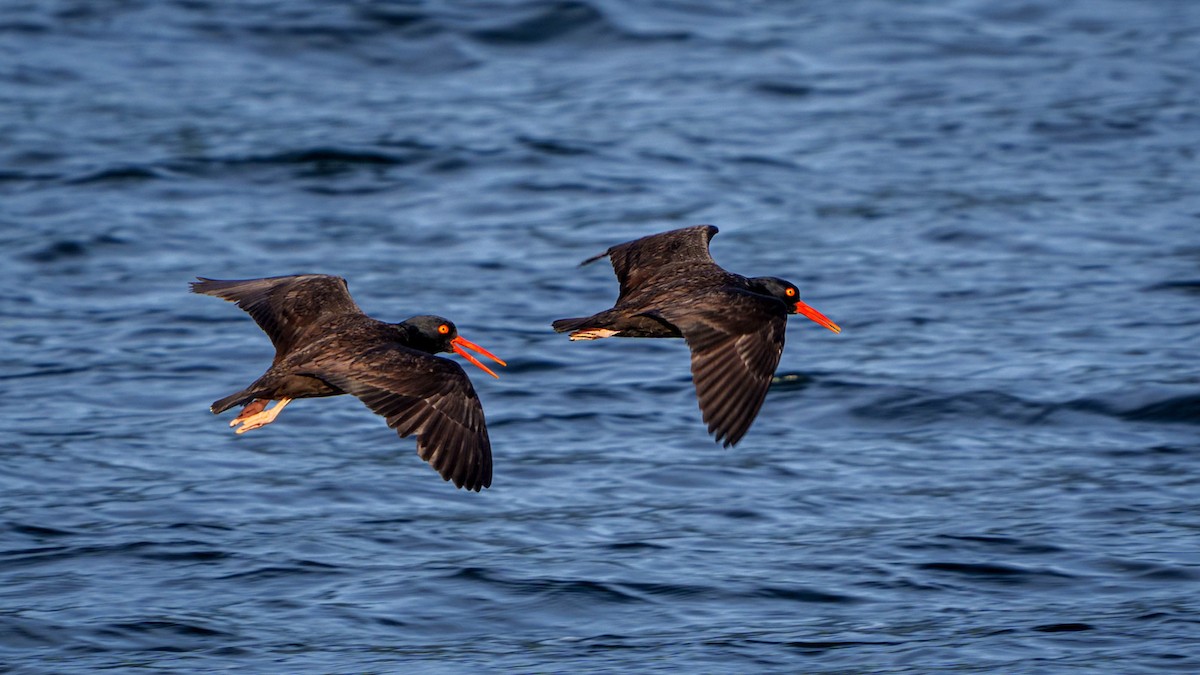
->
[[586, 225, 720, 299], [190, 274, 362, 356], [303, 347, 492, 491], [656, 296, 786, 447]]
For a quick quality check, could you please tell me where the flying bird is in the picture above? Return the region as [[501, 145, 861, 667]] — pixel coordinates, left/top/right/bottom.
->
[[191, 274, 505, 491], [552, 225, 840, 447]]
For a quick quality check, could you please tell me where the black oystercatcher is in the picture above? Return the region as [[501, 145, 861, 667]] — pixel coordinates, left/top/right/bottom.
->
[[191, 274, 505, 491], [552, 225, 840, 447]]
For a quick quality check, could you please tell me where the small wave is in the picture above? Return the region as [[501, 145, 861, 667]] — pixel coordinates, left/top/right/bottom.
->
[[517, 134, 597, 157], [465, 1, 616, 44], [1145, 279, 1200, 295], [0, 615, 72, 650], [0, 540, 234, 571], [849, 387, 1050, 425], [233, 147, 420, 167], [618, 580, 712, 600], [1118, 394, 1200, 425], [19, 233, 128, 264], [65, 145, 433, 183], [1133, 566, 1200, 582], [751, 80, 814, 98], [516, 577, 645, 604], [0, 20, 51, 36], [760, 639, 899, 654], [497, 357, 572, 374], [1101, 556, 1200, 582], [137, 549, 231, 563], [919, 561, 1074, 584], [1067, 392, 1200, 425], [100, 619, 232, 640], [487, 410, 607, 429], [1030, 114, 1154, 144], [22, 240, 87, 263], [356, 6, 429, 30], [847, 384, 1200, 428], [8, 522, 77, 538], [603, 540, 669, 551], [0, 168, 60, 183], [751, 585, 860, 604], [139, 145, 444, 185], [1032, 622, 1093, 632], [218, 560, 343, 581], [449, 567, 647, 603], [189, 11, 431, 44], [935, 534, 1064, 555], [64, 164, 169, 185]]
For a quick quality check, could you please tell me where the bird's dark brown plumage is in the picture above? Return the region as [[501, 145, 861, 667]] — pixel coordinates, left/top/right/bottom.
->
[[192, 274, 501, 491], [552, 225, 840, 447]]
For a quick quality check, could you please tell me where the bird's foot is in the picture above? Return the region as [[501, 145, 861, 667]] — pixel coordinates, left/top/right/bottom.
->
[[568, 328, 620, 341], [232, 398, 292, 434], [229, 399, 268, 428]]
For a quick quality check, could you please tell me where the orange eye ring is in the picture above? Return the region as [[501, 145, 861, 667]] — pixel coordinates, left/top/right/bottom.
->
[[438, 324, 451, 335], [785, 287, 797, 298]]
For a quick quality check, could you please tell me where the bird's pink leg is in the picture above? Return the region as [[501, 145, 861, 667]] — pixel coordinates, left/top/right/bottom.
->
[[229, 399, 268, 428], [568, 328, 620, 341], [233, 398, 293, 434]]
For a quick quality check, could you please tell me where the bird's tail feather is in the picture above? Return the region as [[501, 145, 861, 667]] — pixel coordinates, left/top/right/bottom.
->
[[551, 317, 592, 333], [579, 251, 609, 266], [210, 390, 255, 415]]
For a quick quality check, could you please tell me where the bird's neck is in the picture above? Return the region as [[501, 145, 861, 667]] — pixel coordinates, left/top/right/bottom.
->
[[744, 277, 774, 296], [391, 322, 439, 354], [391, 321, 421, 345]]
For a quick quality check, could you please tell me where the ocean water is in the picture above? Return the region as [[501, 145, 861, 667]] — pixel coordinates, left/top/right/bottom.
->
[[2, 0, 1199, 672]]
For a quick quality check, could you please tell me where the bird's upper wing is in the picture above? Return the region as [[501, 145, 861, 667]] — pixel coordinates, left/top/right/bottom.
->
[[655, 289, 787, 447], [303, 345, 492, 491], [191, 274, 363, 357], [583, 225, 720, 301]]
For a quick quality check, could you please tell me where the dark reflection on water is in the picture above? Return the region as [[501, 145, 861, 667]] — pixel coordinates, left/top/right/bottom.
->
[[2, 0, 1199, 671]]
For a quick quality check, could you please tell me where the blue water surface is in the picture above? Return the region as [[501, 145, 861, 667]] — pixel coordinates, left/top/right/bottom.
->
[[2, 1, 1199, 672]]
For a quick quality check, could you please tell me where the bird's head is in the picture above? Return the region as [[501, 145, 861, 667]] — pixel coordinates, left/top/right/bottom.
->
[[400, 315, 507, 378], [750, 277, 841, 334]]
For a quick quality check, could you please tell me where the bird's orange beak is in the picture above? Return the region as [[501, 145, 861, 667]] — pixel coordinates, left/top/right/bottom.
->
[[451, 335, 508, 378], [795, 300, 841, 334]]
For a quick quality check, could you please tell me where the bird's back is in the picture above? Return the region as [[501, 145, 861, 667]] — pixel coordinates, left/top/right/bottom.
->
[[591, 225, 725, 301], [191, 274, 366, 359]]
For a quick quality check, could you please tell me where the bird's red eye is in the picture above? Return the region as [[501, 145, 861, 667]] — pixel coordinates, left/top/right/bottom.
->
[[785, 287, 797, 297], [438, 324, 450, 335]]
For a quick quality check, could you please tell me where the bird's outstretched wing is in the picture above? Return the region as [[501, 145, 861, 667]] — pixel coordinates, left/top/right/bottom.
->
[[656, 289, 787, 447], [304, 345, 492, 491], [191, 274, 363, 357], [582, 225, 720, 301]]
